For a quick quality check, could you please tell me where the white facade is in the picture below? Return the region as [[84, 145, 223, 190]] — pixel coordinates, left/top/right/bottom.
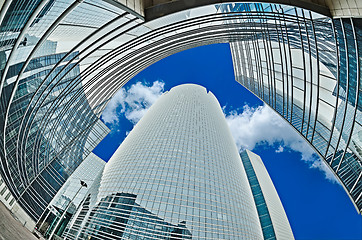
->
[[50, 152, 106, 209], [93, 84, 263, 239], [242, 150, 294, 240], [0, 175, 36, 231]]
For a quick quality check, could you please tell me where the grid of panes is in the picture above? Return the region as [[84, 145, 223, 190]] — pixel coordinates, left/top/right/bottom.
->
[[0, 0, 122, 221], [240, 151, 276, 240], [228, 5, 362, 212], [65, 84, 263, 239]]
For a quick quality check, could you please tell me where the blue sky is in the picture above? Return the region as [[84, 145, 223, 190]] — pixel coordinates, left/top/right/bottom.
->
[[93, 43, 362, 239]]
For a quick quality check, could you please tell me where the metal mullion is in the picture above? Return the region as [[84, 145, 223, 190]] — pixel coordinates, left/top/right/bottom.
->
[[281, 7, 293, 122], [24, 184, 49, 208], [43, 90, 99, 162], [85, 213, 186, 239], [82, 0, 129, 17], [16, 195, 41, 219], [0, 0, 51, 99], [325, 19, 341, 159], [6, 0, 83, 187], [31, 95, 84, 170], [82, 15, 286, 105], [246, 40, 254, 90], [230, 42, 241, 84], [310, 13, 321, 144], [0, 0, 50, 197], [315, 118, 333, 137], [319, 72, 336, 79], [84, 25, 254, 108], [250, 10, 263, 98], [18, 16, 138, 176], [283, 10, 294, 123], [45, 162, 67, 185], [18, 116, 100, 201], [84, 19, 254, 93], [253, 35, 263, 98], [88, 29, 236, 109], [245, 39, 254, 91], [303, 11, 314, 140], [260, 20, 271, 104], [34, 172, 59, 197], [57, 23, 99, 29], [265, 17, 277, 110], [245, 9, 256, 92], [339, 156, 360, 183], [239, 40, 247, 86], [351, 171, 362, 193], [296, 10, 308, 136], [90, 32, 236, 111], [275, 7, 286, 117], [21, 15, 138, 127], [0, 0, 13, 26], [355, 190, 362, 203], [293, 65, 304, 71]]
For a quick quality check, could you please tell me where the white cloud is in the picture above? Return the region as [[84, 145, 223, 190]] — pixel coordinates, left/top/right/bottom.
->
[[310, 158, 338, 183], [275, 145, 284, 153], [101, 81, 165, 125], [225, 104, 338, 184], [102, 85, 338, 184]]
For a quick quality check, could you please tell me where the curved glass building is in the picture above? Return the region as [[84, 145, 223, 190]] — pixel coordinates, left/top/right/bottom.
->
[[64, 84, 293, 239], [0, 0, 361, 231]]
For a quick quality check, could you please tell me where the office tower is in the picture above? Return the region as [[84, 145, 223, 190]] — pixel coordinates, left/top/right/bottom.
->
[[36, 153, 106, 238], [0, 0, 361, 232], [0, 34, 110, 230], [240, 150, 294, 240], [229, 11, 362, 211], [65, 84, 264, 239]]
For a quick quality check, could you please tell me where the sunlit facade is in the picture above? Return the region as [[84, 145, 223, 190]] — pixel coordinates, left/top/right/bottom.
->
[[240, 150, 294, 240], [36, 153, 106, 238], [65, 84, 264, 239], [0, 0, 111, 227], [229, 11, 362, 211], [0, 0, 361, 233]]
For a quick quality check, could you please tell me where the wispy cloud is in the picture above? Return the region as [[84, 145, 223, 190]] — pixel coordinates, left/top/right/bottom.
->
[[275, 145, 284, 153], [225, 105, 338, 184], [102, 83, 337, 184], [101, 81, 165, 125]]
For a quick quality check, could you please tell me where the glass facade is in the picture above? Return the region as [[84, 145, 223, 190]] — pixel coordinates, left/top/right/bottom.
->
[[76, 192, 192, 240], [36, 152, 106, 238], [0, 0, 112, 223], [65, 84, 263, 239], [240, 150, 294, 240], [0, 0, 361, 231], [228, 6, 362, 211]]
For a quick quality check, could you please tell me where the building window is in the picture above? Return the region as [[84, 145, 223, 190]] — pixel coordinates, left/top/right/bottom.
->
[[5, 192, 11, 201], [9, 198, 15, 206], [0, 186, 7, 195]]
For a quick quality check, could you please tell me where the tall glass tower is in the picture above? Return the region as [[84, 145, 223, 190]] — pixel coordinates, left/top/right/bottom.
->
[[240, 150, 294, 240], [66, 84, 264, 239]]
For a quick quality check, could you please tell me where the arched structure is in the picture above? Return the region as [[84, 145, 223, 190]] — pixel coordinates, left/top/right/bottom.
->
[[0, 0, 361, 226]]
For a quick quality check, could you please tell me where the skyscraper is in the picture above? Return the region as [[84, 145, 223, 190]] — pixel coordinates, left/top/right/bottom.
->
[[240, 150, 294, 240], [64, 84, 293, 239], [36, 152, 106, 238]]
